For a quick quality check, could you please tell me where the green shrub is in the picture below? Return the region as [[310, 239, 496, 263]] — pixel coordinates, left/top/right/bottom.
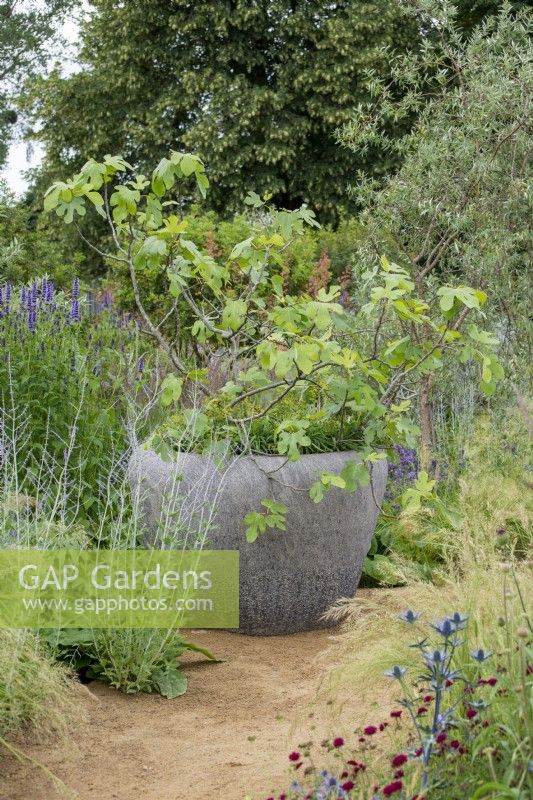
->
[[0, 193, 83, 287], [109, 206, 365, 328]]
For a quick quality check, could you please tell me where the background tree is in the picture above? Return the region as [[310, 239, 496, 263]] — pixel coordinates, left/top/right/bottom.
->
[[340, 2, 532, 467], [0, 0, 74, 167], [26, 0, 419, 224], [453, 0, 530, 33]]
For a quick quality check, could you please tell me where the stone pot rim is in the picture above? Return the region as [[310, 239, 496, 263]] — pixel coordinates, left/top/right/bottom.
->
[[137, 445, 383, 465]]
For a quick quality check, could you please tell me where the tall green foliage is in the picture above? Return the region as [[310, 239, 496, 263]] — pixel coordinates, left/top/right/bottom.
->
[[27, 0, 417, 223]]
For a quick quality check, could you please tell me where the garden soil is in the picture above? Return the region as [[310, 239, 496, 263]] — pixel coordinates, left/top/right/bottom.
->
[[0, 599, 392, 800]]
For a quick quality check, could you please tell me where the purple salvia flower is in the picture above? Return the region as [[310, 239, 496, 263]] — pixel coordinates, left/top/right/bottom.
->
[[27, 309, 37, 331], [41, 278, 54, 304], [70, 299, 80, 323], [72, 277, 80, 300]]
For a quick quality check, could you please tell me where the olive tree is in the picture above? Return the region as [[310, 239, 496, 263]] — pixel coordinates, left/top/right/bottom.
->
[[340, 1, 531, 466]]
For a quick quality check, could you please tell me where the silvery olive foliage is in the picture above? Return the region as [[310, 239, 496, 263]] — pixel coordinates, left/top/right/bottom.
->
[[341, 1, 532, 371], [45, 152, 502, 540]]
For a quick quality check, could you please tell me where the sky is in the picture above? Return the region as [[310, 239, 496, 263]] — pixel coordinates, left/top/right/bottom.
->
[[1, 13, 81, 196]]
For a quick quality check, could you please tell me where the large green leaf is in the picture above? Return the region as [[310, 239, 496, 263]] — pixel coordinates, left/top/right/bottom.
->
[[152, 666, 188, 699]]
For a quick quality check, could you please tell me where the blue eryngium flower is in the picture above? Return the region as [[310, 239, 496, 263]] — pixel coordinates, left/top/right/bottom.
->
[[423, 649, 447, 665], [399, 609, 421, 624], [470, 648, 493, 662], [385, 665, 408, 679], [431, 617, 456, 637], [450, 611, 469, 629]]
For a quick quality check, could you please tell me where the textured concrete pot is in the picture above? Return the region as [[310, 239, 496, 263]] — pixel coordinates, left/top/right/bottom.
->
[[128, 448, 387, 636]]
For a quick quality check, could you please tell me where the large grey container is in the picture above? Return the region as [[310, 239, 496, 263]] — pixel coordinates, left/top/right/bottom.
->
[[128, 448, 387, 635]]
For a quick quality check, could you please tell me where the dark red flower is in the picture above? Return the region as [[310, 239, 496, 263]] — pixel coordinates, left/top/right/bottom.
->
[[417, 706, 428, 715], [363, 725, 378, 735], [450, 740, 461, 749], [390, 710, 402, 718], [394, 770, 404, 779], [341, 771, 348, 779], [347, 760, 358, 766], [379, 722, 389, 731], [436, 732, 447, 744], [423, 695, 433, 702], [341, 781, 355, 791], [466, 708, 477, 719], [383, 780, 403, 796], [414, 747, 423, 757], [445, 679, 454, 688], [333, 737, 344, 748], [391, 754, 408, 767], [288, 751, 300, 762], [487, 677, 497, 686]]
